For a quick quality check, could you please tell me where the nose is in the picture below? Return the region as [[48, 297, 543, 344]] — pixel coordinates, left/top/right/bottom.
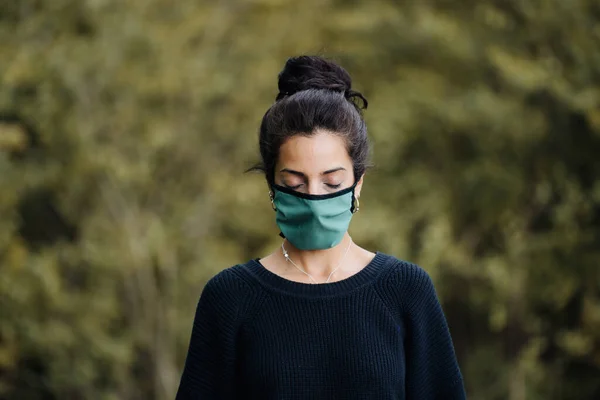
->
[[307, 181, 327, 196]]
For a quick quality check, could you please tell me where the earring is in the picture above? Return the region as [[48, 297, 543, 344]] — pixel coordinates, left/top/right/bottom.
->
[[269, 191, 277, 211], [352, 195, 360, 213]]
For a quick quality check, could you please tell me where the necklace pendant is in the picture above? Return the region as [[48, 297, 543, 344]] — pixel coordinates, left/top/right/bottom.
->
[[281, 238, 353, 285]]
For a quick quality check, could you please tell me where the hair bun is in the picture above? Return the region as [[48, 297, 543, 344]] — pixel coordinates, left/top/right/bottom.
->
[[276, 56, 367, 109]]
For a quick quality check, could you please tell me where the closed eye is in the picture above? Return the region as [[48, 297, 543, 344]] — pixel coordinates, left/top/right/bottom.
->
[[285, 184, 303, 190], [284, 183, 341, 191]]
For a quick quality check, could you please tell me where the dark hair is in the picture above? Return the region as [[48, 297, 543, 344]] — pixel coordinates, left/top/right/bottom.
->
[[249, 55, 370, 186]]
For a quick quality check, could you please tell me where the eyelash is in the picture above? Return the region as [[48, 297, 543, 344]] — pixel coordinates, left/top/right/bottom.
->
[[286, 183, 341, 190]]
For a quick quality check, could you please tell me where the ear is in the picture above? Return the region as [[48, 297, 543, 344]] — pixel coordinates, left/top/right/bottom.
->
[[354, 174, 365, 198]]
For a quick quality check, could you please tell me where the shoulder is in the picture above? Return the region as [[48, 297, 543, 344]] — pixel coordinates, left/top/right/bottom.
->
[[374, 254, 439, 313], [376, 254, 433, 289], [197, 264, 265, 319], [203, 264, 255, 294]]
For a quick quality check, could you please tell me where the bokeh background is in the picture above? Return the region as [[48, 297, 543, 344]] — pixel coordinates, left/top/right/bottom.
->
[[1, 0, 599, 399]]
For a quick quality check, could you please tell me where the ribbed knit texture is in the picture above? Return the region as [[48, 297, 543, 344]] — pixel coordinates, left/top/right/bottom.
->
[[176, 253, 466, 399]]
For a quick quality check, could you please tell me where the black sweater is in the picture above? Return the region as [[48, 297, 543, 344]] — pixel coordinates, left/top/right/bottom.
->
[[176, 253, 466, 399]]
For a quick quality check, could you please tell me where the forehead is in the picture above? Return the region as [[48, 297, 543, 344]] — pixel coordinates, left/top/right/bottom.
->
[[277, 130, 351, 172]]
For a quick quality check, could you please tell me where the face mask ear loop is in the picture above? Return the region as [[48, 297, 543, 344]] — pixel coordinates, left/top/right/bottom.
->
[[270, 185, 285, 238], [350, 183, 359, 214], [268, 185, 277, 211]]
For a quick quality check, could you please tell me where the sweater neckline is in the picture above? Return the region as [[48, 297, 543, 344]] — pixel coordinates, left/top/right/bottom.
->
[[245, 252, 391, 297]]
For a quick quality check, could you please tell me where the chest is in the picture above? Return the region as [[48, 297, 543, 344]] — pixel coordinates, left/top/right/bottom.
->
[[236, 294, 406, 397]]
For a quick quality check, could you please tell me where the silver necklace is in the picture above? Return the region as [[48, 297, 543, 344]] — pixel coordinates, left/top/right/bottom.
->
[[281, 238, 353, 284]]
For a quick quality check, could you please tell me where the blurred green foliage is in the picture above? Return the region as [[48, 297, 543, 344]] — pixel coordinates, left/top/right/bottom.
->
[[1, 0, 599, 399]]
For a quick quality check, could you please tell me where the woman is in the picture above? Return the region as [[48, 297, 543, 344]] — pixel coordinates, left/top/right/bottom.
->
[[176, 56, 466, 399]]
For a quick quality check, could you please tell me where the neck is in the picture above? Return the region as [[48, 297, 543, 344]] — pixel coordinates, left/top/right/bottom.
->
[[282, 234, 353, 280]]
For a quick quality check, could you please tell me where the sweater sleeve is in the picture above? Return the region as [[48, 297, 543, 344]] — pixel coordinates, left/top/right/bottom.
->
[[176, 270, 248, 399], [402, 265, 466, 399]]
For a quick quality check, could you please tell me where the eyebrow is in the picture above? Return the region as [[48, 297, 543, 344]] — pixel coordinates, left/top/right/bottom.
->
[[280, 167, 346, 177]]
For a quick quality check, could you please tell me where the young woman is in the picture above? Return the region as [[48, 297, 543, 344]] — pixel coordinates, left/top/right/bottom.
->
[[176, 56, 466, 399]]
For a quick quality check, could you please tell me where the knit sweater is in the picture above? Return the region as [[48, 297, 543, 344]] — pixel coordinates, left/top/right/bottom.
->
[[176, 252, 466, 399]]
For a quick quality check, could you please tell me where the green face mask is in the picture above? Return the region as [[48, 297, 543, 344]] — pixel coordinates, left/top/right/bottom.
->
[[271, 183, 358, 251]]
